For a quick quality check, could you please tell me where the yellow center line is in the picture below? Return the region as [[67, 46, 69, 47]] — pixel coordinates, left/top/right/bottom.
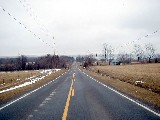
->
[[72, 89, 74, 97], [62, 78, 74, 120]]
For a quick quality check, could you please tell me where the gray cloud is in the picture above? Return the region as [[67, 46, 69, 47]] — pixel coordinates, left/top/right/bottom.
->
[[0, 0, 160, 56]]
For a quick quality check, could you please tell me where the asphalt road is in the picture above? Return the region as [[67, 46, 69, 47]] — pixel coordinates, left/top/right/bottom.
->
[[0, 64, 160, 120]]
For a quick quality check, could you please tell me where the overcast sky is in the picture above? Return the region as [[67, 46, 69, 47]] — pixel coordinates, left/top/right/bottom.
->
[[0, 0, 160, 56]]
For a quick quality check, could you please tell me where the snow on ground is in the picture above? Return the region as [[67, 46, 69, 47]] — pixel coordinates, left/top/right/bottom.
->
[[16, 79, 20, 81], [40, 69, 61, 74], [0, 69, 61, 94], [1, 83, 5, 86], [135, 80, 145, 85]]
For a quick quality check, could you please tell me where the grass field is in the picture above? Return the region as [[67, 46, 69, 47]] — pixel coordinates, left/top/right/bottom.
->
[[0, 69, 66, 102], [90, 63, 160, 93], [82, 63, 160, 109], [0, 70, 41, 90]]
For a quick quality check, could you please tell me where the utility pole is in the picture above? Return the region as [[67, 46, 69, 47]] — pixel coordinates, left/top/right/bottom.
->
[[54, 43, 56, 56], [105, 48, 106, 59], [53, 36, 56, 68]]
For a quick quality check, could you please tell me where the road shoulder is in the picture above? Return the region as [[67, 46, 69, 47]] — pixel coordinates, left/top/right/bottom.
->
[[81, 68, 160, 114]]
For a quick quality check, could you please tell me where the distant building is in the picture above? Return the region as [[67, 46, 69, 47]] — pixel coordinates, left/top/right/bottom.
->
[[25, 62, 37, 70]]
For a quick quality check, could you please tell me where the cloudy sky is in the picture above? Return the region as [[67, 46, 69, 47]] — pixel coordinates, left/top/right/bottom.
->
[[0, 0, 160, 56]]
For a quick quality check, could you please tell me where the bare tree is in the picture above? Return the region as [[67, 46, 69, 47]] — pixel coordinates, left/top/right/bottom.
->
[[117, 53, 128, 64], [52, 55, 60, 68], [16, 55, 27, 70], [102, 43, 114, 64], [145, 43, 155, 63], [133, 44, 144, 61]]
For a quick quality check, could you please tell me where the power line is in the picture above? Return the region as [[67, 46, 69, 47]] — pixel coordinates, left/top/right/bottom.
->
[[115, 28, 160, 54], [0, 6, 53, 49], [18, 0, 54, 44], [128, 28, 160, 46]]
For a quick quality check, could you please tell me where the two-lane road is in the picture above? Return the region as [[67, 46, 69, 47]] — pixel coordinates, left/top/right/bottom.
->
[[0, 65, 160, 120]]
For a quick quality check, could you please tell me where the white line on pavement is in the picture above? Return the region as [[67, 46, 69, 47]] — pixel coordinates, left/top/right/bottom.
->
[[0, 71, 68, 111], [80, 70, 160, 117]]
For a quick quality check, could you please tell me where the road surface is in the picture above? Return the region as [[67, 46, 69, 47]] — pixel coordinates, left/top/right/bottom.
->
[[0, 64, 160, 120]]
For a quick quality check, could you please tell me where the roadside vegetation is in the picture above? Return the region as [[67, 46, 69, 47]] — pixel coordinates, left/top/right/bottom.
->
[[90, 64, 160, 93], [0, 69, 67, 102], [0, 70, 41, 90]]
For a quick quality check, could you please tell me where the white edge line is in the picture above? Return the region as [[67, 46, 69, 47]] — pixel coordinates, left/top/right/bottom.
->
[[0, 71, 68, 111], [80, 69, 160, 117]]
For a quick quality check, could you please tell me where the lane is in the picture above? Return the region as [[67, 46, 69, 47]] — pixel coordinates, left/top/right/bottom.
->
[[0, 64, 159, 120], [67, 66, 160, 120], [0, 70, 73, 120]]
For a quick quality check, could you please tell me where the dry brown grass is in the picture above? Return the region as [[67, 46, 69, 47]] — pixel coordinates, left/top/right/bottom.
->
[[0, 70, 41, 90], [90, 63, 160, 93], [0, 69, 67, 102]]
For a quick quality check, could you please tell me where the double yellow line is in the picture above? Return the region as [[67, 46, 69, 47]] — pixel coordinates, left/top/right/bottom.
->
[[62, 74, 75, 120]]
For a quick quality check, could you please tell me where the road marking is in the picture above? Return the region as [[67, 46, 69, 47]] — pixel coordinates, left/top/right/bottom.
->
[[0, 71, 69, 111], [51, 91, 56, 94], [28, 115, 33, 118], [42, 101, 48, 104], [81, 70, 160, 117], [72, 89, 74, 97], [62, 77, 75, 120], [49, 94, 53, 97], [39, 103, 45, 107], [72, 73, 76, 79], [45, 98, 51, 101], [34, 109, 38, 112]]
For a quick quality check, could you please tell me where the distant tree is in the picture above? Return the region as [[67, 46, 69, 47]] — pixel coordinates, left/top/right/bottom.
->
[[117, 52, 132, 64], [133, 44, 144, 61], [76, 55, 84, 62], [0, 59, 2, 64], [52, 55, 60, 68], [0, 55, 74, 71], [154, 54, 160, 63], [102, 43, 114, 64], [117, 53, 125, 63], [76, 55, 95, 67], [59, 56, 74, 68], [16, 55, 27, 70], [83, 61, 88, 68], [145, 43, 156, 63], [21, 55, 27, 70], [46, 54, 52, 68]]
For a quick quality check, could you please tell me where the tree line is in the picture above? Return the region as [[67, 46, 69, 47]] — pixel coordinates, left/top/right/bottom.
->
[[0, 54, 74, 71], [76, 42, 160, 67]]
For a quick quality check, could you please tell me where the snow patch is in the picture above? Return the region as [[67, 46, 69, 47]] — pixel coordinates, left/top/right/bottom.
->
[[16, 79, 20, 81], [1, 83, 5, 86], [0, 69, 61, 94], [135, 80, 145, 85]]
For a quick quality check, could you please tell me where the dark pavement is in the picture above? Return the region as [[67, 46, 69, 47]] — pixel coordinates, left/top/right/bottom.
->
[[0, 64, 160, 120]]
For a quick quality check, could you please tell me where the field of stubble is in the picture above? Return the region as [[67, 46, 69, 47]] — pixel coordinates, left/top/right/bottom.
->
[[91, 63, 160, 93]]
